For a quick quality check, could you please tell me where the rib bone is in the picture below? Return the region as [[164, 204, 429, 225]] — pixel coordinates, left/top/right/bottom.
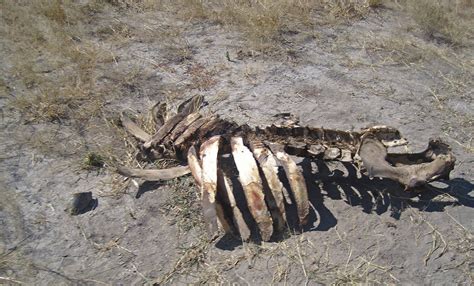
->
[[199, 136, 221, 236], [120, 114, 151, 142], [116, 165, 190, 181], [187, 146, 203, 189], [144, 95, 203, 148], [268, 143, 310, 227], [175, 116, 215, 146], [248, 139, 287, 231], [166, 112, 201, 142], [231, 137, 273, 241], [217, 169, 251, 241]]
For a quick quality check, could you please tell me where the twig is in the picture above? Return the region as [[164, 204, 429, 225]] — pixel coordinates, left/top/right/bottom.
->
[[412, 211, 448, 266], [0, 276, 23, 285], [296, 242, 309, 286]]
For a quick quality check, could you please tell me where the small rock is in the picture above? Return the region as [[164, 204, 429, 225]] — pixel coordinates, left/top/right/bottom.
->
[[66, 192, 96, 215]]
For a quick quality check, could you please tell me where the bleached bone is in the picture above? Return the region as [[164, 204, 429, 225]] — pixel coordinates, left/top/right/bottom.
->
[[199, 136, 221, 235], [116, 96, 457, 242], [215, 201, 233, 235], [187, 145, 203, 188], [267, 143, 309, 227], [360, 125, 408, 147], [166, 112, 201, 142], [174, 116, 215, 146], [217, 169, 251, 241], [386, 139, 451, 165], [144, 95, 203, 148], [187, 141, 232, 236], [248, 139, 287, 231], [151, 101, 167, 128], [231, 137, 273, 241], [359, 135, 455, 190], [323, 147, 341, 160], [120, 114, 152, 142], [116, 165, 190, 181], [341, 149, 352, 162]]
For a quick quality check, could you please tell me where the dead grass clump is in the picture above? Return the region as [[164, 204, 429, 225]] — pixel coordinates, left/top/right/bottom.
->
[[1, 0, 113, 124], [368, 0, 383, 7], [161, 0, 381, 51], [156, 177, 211, 284], [162, 177, 203, 233], [104, 0, 158, 10], [325, 0, 375, 19], [83, 152, 106, 170], [364, 34, 426, 65], [157, 26, 194, 63], [170, 0, 321, 50], [155, 233, 211, 284], [95, 21, 134, 43], [41, 0, 67, 24], [406, 0, 468, 45], [10, 83, 103, 123], [186, 63, 218, 91]]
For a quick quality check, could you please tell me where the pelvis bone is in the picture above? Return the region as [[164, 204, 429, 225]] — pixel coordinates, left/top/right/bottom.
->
[[117, 96, 456, 241]]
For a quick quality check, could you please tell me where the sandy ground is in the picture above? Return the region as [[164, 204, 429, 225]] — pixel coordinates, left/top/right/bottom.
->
[[1, 4, 473, 285]]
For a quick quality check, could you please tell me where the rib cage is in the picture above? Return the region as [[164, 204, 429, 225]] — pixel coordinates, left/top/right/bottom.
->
[[117, 96, 456, 241]]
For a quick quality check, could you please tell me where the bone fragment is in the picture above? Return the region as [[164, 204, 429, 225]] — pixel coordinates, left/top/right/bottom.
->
[[231, 137, 273, 241], [151, 101, 167, 128], [144, 113, 188, 148], [116, 165, 190, 181], [166, 112, 201, 142], [268, 143, 309, 227], [120, 114, 152, 142], [144, 95, 203, 148], [215, 201, 233, 235], [189, 143, 230, 235], [386, 139, 451, 165], [341, 149, 352, 162], [187, 145, 203, 189], [196, 117, 222, 138], [285, 141, 307, 156], [323, 147, 341, 160], [360, 126, 407, 147], [307, 144, 325, 157], [178, 94, 204, 114], [175, 116, 215, 146]]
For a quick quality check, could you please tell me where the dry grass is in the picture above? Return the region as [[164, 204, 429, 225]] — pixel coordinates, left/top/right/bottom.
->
[[3, 0, 471, 127], [4, 0, 469, 129], [1, 1, 112, 122], [406, 0, 473, 45], [178, 0, 317, 48], [162, 176, 203, 234], [162, 0, 380, 51], [325, 0, 378, 19], [186, 63, 218, 91]]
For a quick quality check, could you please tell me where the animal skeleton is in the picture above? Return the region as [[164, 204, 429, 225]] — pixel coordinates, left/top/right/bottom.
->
[[117, 95, 456, 241]]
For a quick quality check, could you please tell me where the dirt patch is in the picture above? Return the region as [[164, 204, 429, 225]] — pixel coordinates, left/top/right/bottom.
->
[[1, 1, 472, 284]]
